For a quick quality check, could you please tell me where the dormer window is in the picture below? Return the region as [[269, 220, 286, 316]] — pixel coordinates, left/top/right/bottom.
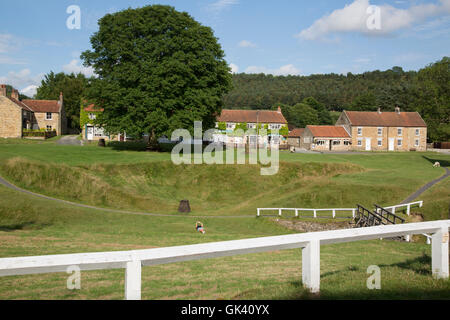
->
[[46, 112, 52, 120]]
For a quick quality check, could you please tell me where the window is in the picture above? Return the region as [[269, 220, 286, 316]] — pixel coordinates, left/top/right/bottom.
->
[[397, 139, 403, 147], [357, 139, 363, 146], [415, 139, 419, 147], [378, 128, 383, 136], [46, 125, 52, 131], [270, 124, 282, 130], [333, 140, 341, 145], [344, 141, 351, 146], [397, 128, 403, 136], [378, 139, 382, 147], [247, 123, 256, 129], [415, 129, 420, 136], [226, 123, 234, 129], [357, 127, 362, 136], [316, 140, 325, 146], [46, 112, 52, 120], [89, 113, 96, 120]]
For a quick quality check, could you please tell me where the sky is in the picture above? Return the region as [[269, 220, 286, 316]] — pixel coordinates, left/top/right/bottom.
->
[[0, 0, 449, 97]]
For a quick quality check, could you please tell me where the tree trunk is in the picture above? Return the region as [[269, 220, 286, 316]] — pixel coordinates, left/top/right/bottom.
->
[[146, 130, 160, 152]]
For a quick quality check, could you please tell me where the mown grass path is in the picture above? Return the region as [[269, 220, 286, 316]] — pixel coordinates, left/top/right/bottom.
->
[[401, 167, 450, 204]]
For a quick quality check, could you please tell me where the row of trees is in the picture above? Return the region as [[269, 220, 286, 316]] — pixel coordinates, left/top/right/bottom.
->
[[225, 58, 449, 142], [29, 5, 448, 143]]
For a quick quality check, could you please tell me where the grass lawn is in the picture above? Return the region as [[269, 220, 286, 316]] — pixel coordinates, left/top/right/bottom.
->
[[0, 139, 449, 299]]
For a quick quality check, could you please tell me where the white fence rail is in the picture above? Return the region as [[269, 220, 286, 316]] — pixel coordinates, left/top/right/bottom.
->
[[257, 208, 356, 218], [383, 201, 423, 216], [0, 220, 448, 299], [257, 201, 424, 218]]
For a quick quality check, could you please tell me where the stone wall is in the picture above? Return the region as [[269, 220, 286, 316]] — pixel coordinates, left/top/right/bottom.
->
[[33, 112, 61, 135], [0, 97, 22, 138]]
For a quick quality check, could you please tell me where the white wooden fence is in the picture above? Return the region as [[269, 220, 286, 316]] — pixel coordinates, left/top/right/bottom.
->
[[383, 201, 423, 216], [0, 220, 448, 299], [257, 201, 424, 218], [257, 208, 357, 218]]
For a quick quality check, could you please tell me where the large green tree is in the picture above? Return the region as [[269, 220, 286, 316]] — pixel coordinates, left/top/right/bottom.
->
[[81, 5, 232, 145], [35, 72, 89, 131]]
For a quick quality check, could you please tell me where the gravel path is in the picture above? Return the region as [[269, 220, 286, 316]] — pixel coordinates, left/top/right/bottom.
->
[[56, 135, 82, 146]]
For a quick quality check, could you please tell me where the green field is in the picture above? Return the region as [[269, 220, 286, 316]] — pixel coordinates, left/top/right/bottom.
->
[[0, 138, 449, 299]]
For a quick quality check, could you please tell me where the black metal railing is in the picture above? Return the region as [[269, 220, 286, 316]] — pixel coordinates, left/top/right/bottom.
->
[[355, 205, 384, 227], [374, 204, 405, 225]]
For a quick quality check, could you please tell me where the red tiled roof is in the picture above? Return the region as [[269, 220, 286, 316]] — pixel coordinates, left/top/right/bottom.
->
[[344, 111, 427, 127], [307, 126, 350, 138], [289, 128, 305, 137], [217, 109, 287, 124], [6, 96, 33, 112], [23, 100, 61, 113], [84, 104, 104, 112]]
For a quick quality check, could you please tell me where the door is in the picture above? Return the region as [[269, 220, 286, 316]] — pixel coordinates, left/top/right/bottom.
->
[[365, 138, 371, 151], [389, 138, 395, 151], [87, 126, 94, 140]]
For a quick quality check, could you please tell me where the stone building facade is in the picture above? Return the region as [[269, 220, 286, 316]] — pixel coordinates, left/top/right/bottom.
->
[[0, 85, 67, 138], [336, 109, 427, 151]]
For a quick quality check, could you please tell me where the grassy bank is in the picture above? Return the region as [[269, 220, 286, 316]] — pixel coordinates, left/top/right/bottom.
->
[[0, 184, 449, 300]]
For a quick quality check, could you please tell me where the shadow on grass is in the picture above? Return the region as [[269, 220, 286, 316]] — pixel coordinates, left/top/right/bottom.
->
[[422, 156, 450, 168], [0, 221, 36, 232]]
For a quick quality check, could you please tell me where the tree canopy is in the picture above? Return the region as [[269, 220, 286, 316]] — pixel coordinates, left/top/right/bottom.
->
[[35, 72, 89, 131], [224, 57, 449, 142], [81, 5, 232, 141]]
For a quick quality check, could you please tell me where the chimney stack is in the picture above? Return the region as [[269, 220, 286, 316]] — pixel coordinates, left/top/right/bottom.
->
[[0, 84, 6, 97], [11, 89, 19, 100], [377, 108, 382, 114], [395, 106, 401, 114], [277, 106, 282, 114], [59, 92, 64, 106]]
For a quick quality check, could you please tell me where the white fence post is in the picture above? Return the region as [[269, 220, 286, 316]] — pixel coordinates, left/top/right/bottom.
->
[[257, 209, 260, 217], [279, 209, 282, 217], [313, 210, 317, 218], [295, 209, 298, 218], [125, 259, 142, 300], [352, 209, 356, 218], [332, 210, 336, 219], [406, 205, 411, 216], [302, 240, 320, 293], [432, 228, 449, 280]]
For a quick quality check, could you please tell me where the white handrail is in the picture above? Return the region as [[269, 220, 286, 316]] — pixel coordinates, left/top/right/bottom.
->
[[0, 220, 448, 299]]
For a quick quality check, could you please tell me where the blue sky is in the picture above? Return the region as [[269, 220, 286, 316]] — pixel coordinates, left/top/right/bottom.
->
[[1, 0, 449, 96]]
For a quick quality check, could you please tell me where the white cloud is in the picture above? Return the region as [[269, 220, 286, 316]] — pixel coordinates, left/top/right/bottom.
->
[[238, 40, 257, 48], [21, 85, 38, 97], [0, 69, 44, 97], [0, 34, 18, 54], [0, 56, 27, 65], [297, 0, 450, 40], [208, 0, 239, 13], [245, 64, 301, 76], [229, 63, 239, 73], [62, 59, 95, 77]]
